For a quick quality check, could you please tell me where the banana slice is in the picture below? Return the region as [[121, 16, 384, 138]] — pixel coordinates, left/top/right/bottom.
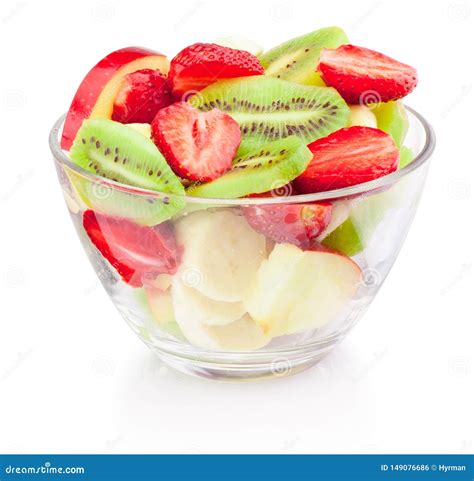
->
[[349, 105, 377, 128], [175, 209, 267, 302], [244, 243, 361, 337], [214, 36, 263, 57], [171, 277, 246, 326], [127, 123, 152, 138], [172, 279, 269, 350]]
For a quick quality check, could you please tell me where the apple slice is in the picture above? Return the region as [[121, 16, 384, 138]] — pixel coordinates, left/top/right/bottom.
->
[[244, 243, 361, 337], [61, 47, 169, 150]]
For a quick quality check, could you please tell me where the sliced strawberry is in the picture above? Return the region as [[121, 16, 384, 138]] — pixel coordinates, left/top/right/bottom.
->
[[294, 126, 399, 194], [243, 203, 333, 249], [83, 210, 180, 288], [169, 43, 264, 99], [318, 45, 417, 104], [151, 102, 241, 181], [112, 69, 172, 124]]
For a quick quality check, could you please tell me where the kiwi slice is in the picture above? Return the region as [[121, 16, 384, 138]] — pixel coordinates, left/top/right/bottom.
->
[[259, 26, 349, 86], [189, 76, 349, 148], [69, 119, 185, 225], [186, 136, 312, 198], [372, 101, 409, 148]]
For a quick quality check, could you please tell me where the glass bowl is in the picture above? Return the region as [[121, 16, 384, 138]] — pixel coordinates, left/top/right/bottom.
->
[[49, 107, 435, 381]]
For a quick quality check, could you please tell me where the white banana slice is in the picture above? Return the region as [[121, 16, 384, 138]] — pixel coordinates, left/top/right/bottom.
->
[[145, 286, 175, 324], [349, 105, 377, 128], [127, 123, 152, 138], [171, 277, 246, 326], [175, 209, 267, 302], [214, 36, 263, 57], [172, 279, 269, 350], [244, 243, 361, 337]]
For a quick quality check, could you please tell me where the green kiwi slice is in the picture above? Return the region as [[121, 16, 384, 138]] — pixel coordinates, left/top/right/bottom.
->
[[258, 26, 349, 86], [68, 119, 185, 225], [186, 136, 312, 198], [372, 101, 409, 148], [189, 76, 349, 148]]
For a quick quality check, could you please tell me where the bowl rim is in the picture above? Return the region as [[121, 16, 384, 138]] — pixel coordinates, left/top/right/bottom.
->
[[49, 105, 435, 205]]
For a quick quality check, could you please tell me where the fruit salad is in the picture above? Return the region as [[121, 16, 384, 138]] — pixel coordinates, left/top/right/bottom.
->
[[58, 26, 419, 352]]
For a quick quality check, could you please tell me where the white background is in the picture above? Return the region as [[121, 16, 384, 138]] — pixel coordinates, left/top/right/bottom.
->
[[0, 0, 473, 454]]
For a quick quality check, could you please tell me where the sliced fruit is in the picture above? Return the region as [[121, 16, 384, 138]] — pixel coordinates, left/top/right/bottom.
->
[[186, 137, 312, 198], [151, 102, 241, 181], [127, 123, 151, 138], [244, 243, 361, 337], [169, 43, 264, 99], [316, 200, 352, 241], [318, 44, 418, 104], [294, 126, 399, 193], [170, 277, 246, 327], [69, 119, 185, 225], [61, 47, 169, 150], [112, 69, 172, 124], [83, 210, 180, 287], [243, 203, 332, 249], [189, 76, 350, 146], [399, 146, 415, 169], [174, 209, 267, 302], [172, 284, 269, 351], [321, 187, 401, 256], [349, 105, 377, 128], [259, 26, 349, 86], [214, 36, 263, 57], [145, 286, 175, 324], [372, 101, 408, 148]]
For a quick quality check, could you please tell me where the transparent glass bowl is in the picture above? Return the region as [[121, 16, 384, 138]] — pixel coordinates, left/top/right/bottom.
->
[[50, 107, 435, 381]]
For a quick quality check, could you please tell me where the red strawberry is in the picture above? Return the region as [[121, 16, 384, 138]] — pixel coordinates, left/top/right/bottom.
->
[[83, 210, 180, 288], [294, 126, 399, 194], [243, 203, 333, 249], [318, 45, 418, 104], [151, 102, 241, 181], [112, 69, 172, 124], [169, 43, 264, 99]]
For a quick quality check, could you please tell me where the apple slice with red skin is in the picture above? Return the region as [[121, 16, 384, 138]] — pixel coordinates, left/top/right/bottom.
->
[[61, 47, 169, 150]]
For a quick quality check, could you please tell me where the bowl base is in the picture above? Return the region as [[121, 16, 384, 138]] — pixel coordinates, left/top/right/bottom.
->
[[146, 342, 336, 382]]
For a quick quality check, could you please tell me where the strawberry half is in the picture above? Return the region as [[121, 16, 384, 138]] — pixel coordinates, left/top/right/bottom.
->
[[112, 69, 172, 124], [294, 126, 399, 194], [243, 203, 333, 249], [83, 210, 180, 288], [151, 102, 241, 181], [318, 45, 417, 104], [169, 43, 264, 99]]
